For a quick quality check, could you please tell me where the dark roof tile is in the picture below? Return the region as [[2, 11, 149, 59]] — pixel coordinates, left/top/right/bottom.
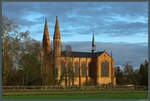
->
[[61, 51, 104, 58]]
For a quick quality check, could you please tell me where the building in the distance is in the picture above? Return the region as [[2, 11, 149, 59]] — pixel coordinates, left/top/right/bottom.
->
[[42, 16, 116, 86]]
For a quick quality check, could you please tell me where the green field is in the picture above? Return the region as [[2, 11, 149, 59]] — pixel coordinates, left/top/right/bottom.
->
[[3, 91, 148, 99]]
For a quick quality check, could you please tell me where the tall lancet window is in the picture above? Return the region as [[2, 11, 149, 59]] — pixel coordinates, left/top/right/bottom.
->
[[81, 62, 86, 77], [75, 62, 79, 77], [61, 62, 65, 74], [67, 62, 72, 73], [101, 60, 109, 77]]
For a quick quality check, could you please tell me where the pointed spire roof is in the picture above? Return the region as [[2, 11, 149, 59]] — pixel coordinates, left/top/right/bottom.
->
[[43, 18, 50, 52], [53, 16, 60, 39], [92, 31, 96, 53], [92, 31, 95, 46], [43, 18, 49, 40], [45, 18, 47, 26]]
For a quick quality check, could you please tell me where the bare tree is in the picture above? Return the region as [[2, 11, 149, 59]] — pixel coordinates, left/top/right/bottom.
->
[[61, 45, 74, 86], [65, 45, 72, 56]]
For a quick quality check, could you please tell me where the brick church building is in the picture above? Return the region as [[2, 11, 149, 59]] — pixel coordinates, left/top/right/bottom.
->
[[42, 16, 116, 86]]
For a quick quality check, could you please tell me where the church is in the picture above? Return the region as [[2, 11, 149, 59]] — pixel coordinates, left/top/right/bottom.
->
[[42, 16, 116, 86]]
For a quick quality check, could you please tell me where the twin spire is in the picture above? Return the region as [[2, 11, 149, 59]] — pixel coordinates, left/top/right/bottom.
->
[[43, 16, 96, 54], [43, 16, 60, 53], [44, 16, 60, 40]]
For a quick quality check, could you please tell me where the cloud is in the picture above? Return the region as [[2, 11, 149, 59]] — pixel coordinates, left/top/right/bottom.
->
[[21, 11, 44, 22], [103, 21, 148, 36], [2, 2, 148, 43]]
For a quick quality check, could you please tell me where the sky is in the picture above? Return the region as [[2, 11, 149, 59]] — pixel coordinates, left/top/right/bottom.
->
[[2, 2, 148, 69]]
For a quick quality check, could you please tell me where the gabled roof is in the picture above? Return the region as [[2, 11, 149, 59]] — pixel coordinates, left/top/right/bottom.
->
[[61, 51, 105, 58]]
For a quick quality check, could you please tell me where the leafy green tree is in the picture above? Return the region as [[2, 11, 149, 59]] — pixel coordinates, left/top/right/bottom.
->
[[18, 53, 42, 86], [138, 60, 148, 86], [123, 63, 135, 85], [114, 66, 123, 85]]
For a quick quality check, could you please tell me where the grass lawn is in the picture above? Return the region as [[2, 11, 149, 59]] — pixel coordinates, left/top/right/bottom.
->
[[3, 91, 148, 99]]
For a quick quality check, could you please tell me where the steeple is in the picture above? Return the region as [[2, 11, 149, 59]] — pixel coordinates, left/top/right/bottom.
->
[[92, 32, 95, 46], [53, 16, 60, 40], [42, 18, 51, 86], [43, 18, 50, 54], [53, 16, 61, 81], [53, 16, 61, 56], [92, 31, 96, 53]]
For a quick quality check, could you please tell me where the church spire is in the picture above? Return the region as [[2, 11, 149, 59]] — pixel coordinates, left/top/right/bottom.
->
[[43, 18, 50, 54], [53, 16, 60, 39], [92, 32, 95, 46], [53, 16, 61, 81], [92, 31, 96, 53], [44, 18, 48, 33], [53, 16, 61, 56]]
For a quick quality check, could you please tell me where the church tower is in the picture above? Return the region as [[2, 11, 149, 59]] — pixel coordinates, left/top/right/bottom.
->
[[53, 16, 61, 80], [42, 18, 51, 86], [92, 32, 96, 53]]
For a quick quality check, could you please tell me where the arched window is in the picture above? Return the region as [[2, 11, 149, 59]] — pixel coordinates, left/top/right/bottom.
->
[[81, 62, 86, 77], [61, 62, 65, 74], [67, 62, 72, 72], [101, 60, 109, 77], [75, 62, 79, 77]]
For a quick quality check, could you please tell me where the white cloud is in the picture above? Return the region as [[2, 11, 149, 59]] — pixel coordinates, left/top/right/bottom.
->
[[21, 11, 44, 22]]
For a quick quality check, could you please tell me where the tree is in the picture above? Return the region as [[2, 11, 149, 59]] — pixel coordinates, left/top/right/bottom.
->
[[65, 45, 72, 56], [2, 16, 14, 85], [2, 16, 44, 86], [124, 62, 133, 75], [138, 60, 148, 86], [114, 66, 123, 85], [18, 53, 42, 86], [59, 45, 74, 86], [123, 62, 135, 85], [2, 16, 30, 85]]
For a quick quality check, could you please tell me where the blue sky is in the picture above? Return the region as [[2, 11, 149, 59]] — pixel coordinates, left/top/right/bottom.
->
[[2, 2, 148, 68], [2, 2, 148, 43]]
